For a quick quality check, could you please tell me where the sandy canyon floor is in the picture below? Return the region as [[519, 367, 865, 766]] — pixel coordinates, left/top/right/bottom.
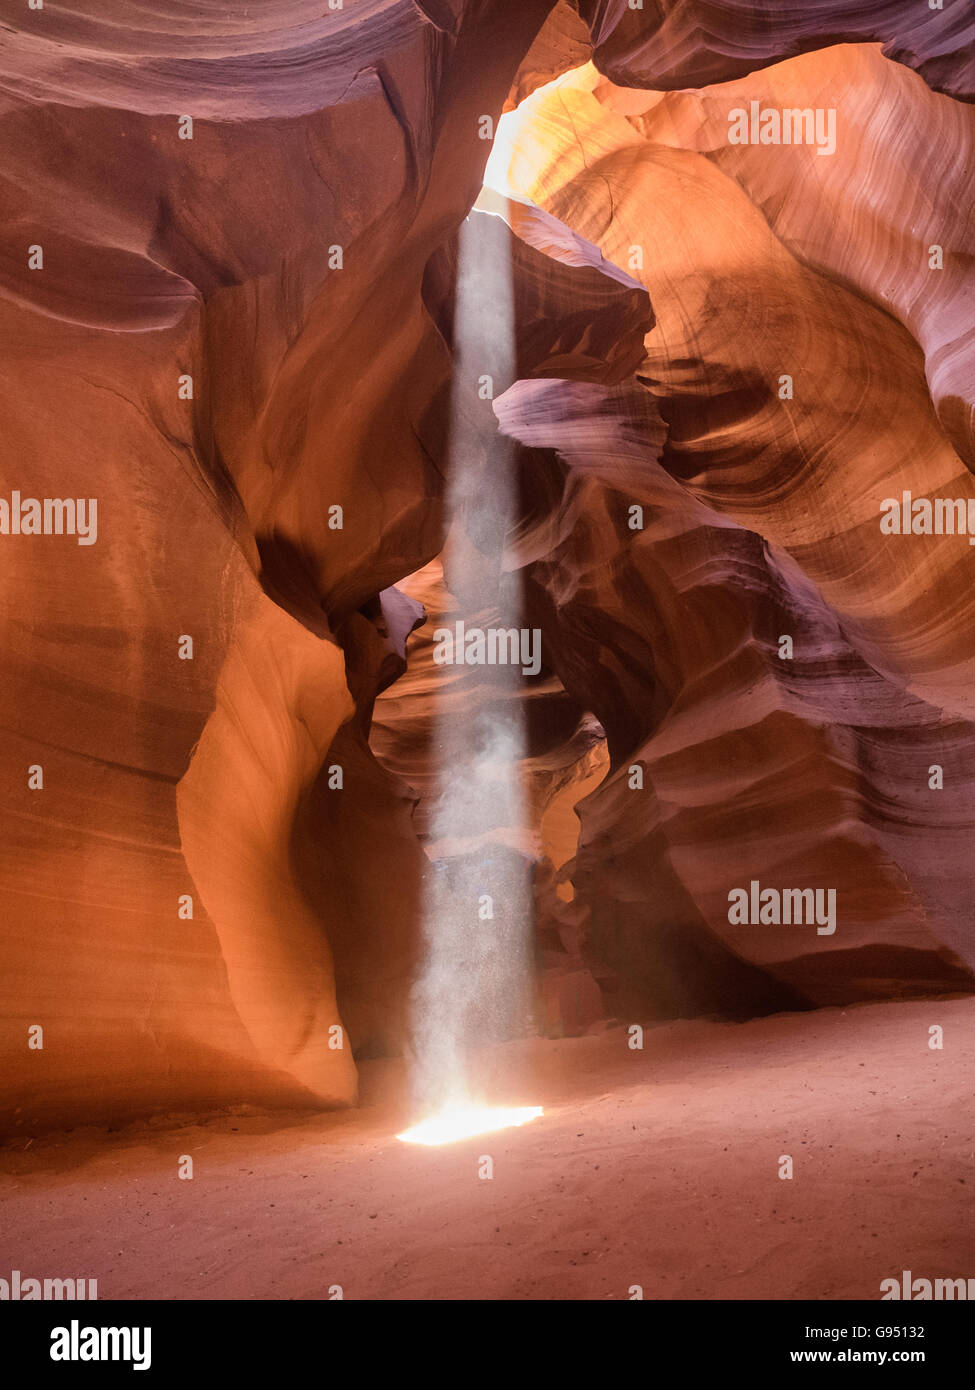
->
[[2, 997, 973, 1301]]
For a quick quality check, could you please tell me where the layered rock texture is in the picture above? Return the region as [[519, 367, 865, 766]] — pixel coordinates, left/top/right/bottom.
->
[[1, 0, 973, 1133]]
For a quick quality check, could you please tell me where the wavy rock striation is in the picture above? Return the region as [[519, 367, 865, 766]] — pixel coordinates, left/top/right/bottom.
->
[[1, 1, 974, 1131], [483, 49, 975, 1010]]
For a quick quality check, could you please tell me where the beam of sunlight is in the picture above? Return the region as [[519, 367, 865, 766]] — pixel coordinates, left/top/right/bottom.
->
[[399, 205, 542, 1141]]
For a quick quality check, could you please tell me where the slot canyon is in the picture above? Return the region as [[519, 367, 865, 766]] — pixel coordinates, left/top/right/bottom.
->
[[1, 0, 974, 1312]]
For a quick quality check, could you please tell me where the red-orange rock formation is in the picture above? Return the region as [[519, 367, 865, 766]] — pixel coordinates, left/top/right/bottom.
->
[[483, 48, 975, 1012], [0, 0, 559, 1131], [2, 1, 973, 1134], [576, 0, 975, 100]]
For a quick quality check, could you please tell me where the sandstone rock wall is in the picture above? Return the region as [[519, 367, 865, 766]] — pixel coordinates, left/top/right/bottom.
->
[[2, 1, 973, 1132]]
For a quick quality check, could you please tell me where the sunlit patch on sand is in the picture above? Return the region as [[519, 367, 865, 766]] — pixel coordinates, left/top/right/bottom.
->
[[396, 1105, 543, 1146]]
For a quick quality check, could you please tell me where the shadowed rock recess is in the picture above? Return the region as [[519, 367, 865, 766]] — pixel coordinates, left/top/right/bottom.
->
[[1, 0, 973, 1134]]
